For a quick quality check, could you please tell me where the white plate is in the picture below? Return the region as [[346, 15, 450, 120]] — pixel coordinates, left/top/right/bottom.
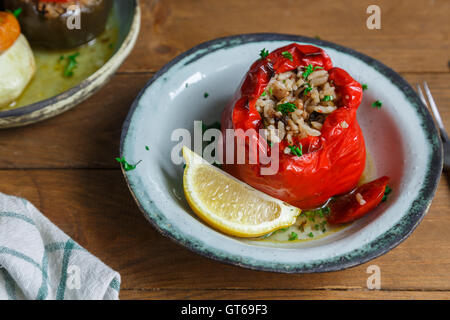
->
[[120, 34, 442, 273]]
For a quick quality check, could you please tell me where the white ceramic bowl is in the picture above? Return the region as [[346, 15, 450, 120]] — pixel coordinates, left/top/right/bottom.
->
[[120, 34, 442, 273]]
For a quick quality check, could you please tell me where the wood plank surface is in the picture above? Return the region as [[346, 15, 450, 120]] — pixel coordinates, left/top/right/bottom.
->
[[120, 0, 450, 73], [120, 289, 450, 300], [0, 0, 449, 300], [0, 170, 448, 299]]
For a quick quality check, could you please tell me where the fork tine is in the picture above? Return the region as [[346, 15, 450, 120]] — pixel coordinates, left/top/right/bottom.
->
[[417, 84, 428, 107], [423, 81, 445, 131]]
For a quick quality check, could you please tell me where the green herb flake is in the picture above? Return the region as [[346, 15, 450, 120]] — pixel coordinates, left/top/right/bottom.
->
[[260, 91, 267, 97], [308, 232, 314, 238], [303, 207, 330, 221], [8, 8, 22, 18], [302, 65, 313, 79], [204, 92, 209, 98], [260, 48, 269, 60], [63, 52, 80, 77], [323, 95, 333, 102], [145, 146, 150, 151], [288, 144, 303, 157], [303, 83, 313, 96], [268, 87, 273, 96], [302, 65, 323, 79], [276, 102, 297, 115], [115, 157, 141, 171], [382, 186, 393, 202], [362, 84, 368, 91], [371, 100, 382, 109], [281, 51, 293, 61], [288, 232, 298, 241]]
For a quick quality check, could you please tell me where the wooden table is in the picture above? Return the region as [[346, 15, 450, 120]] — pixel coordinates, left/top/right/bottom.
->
[[1, 0, 449, 300]]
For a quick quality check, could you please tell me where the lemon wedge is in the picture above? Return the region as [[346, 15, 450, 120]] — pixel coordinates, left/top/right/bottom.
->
[[182, 147, 300, 237]]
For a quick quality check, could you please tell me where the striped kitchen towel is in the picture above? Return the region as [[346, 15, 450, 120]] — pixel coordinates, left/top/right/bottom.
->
[[0, 192, 121, 300]]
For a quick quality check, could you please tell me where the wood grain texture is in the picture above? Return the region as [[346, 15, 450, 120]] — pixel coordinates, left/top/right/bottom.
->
[[0, 171, 448, 297], [120, 0, 450, 73], [0, 0, 449, 300], [120, 289, 450, 300]]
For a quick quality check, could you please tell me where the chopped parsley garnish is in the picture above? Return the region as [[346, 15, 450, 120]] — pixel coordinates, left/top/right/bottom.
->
[[323, 95, 333, 102], [115, 157, 141, 171], [288, 232, 298, 241], [302, 64, 323, 79], [372, 100, 382, 109], [8, 8, 22, 18], [288, 144, 303, 157], [303, 207, 330, 219], [268, 87, 273, 96], [260, 48, 269, 60], [276, 102, 297, 114], [204, 92, 209, 98], [382, 186, 393, 202], [145, 146, 150, 151], [320, 221, 328, 233], [59, 55, 65, 61], [281, 51, 293, 61], [260, 91, 267, 97], [63, 52, 80, 77], [308, 232, 314, 238], [362, 84, 368, 91], [303, 83, 313, 96]]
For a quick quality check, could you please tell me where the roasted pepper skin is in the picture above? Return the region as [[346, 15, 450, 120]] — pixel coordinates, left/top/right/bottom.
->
[[327, 176, 390, 224], [221, 43, 366, 209]]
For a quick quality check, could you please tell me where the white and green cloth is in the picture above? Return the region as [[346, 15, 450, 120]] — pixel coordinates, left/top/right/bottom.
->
[[0, 192, 121, 300]]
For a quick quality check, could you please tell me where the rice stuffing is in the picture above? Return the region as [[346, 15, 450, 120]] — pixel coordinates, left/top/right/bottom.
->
[[256, 65, 339, 150], [356, 193, 366, 206]]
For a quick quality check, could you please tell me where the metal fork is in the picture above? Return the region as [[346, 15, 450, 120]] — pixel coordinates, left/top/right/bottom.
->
[[417, 81, 449, 172]]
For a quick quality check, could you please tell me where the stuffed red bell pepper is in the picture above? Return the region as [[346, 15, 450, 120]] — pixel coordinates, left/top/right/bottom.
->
[[221, 43, 385, 219]]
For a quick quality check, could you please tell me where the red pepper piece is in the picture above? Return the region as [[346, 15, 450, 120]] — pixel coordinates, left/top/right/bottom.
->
[[221, 43, 366, 209], [327, 176, 390, 225]]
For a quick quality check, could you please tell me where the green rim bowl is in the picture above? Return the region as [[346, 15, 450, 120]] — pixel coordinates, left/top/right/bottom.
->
[[120, 33, 443, 273]]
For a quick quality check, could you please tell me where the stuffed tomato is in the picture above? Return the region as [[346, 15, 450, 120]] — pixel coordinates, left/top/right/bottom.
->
[[221, 43, 366, 209]]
